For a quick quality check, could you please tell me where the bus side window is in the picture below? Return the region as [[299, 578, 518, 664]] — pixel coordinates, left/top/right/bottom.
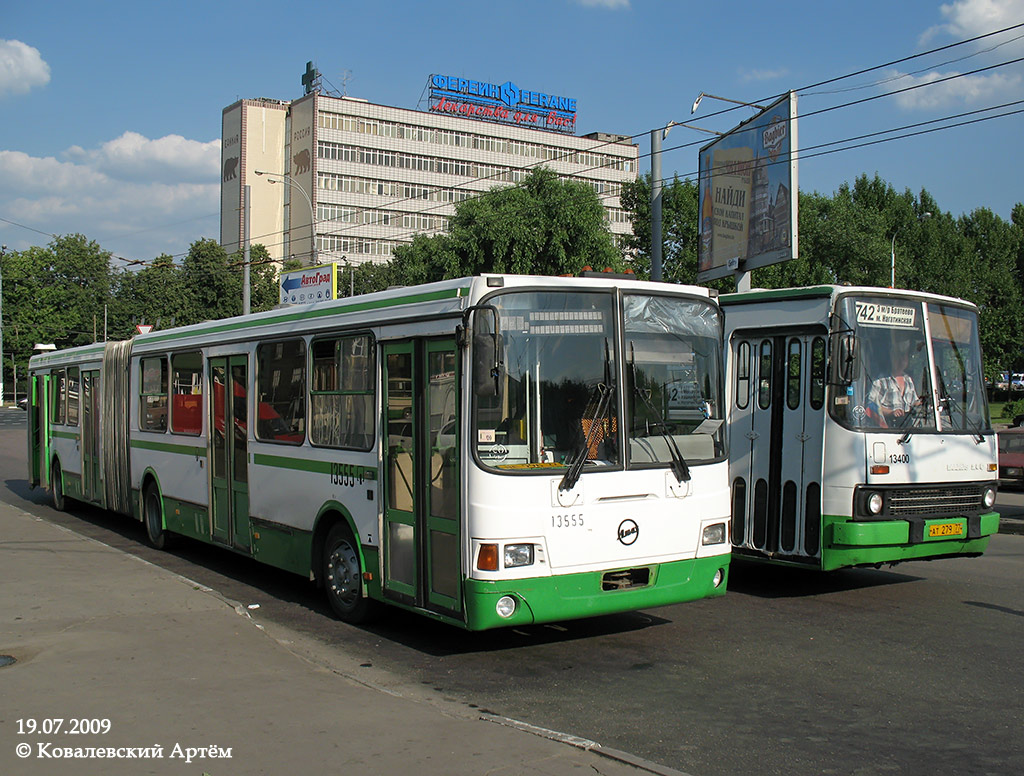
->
[[758, 340, 772, 410], [66, 367, 80, 426], [170, 352, 203, 435], [256, 339, 306, 445], [52, 368, 67, 425], [140, 357, 168, 432], [310, 333, 375, 450], [736, 341, 750, 410], [810, 337, 826, 410], [786, 339, 801, 410]]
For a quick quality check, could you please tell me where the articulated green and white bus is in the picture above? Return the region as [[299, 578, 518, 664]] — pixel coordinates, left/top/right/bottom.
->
[[27, 274, 731, 630], [722, 285, 999, 571]]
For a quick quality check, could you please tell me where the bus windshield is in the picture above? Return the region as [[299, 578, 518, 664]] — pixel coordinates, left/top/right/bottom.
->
[[929, 302, 989, 432], [474, 290, 724, 472], [832, 296, 988, 434]]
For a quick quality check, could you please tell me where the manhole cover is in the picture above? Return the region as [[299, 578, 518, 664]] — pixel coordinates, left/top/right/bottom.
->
[[0, 655, 16, 668]]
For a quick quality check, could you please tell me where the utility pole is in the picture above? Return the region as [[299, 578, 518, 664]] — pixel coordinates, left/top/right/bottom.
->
[[0, 244, 5, 407], [243, 185, 251, 315], [650, 130, 663, 282]]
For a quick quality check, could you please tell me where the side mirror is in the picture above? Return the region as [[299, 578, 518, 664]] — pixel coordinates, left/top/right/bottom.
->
[[460, 304, 502, 398], [833, 333, 859, 384], [473, 332, 499, 397]]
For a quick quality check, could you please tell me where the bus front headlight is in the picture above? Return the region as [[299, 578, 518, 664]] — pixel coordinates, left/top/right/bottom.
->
[[503, 544, 535, 568], [982, 486, 997, 509], [496, 595, 517, 618], [702, 523, 727, 546], [867, 492, 884, 515]]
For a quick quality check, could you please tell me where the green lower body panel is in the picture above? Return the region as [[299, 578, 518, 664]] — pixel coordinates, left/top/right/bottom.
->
[[822, 512, 999, 570], [462, 554, 730, 631], [250, 519, 313, 578]]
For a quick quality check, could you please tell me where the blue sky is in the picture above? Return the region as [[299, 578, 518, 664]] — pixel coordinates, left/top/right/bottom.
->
[[2, 0, 1022, 264]]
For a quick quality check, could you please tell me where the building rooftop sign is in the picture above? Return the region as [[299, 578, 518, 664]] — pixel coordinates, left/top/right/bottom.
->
[[427, 74, 577, 134]]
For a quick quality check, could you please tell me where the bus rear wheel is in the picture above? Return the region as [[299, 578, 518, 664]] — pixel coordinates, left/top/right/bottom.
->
[[51, 461, 66, 512], [144, 483, 170, 550], [323, 523, 376, 624]]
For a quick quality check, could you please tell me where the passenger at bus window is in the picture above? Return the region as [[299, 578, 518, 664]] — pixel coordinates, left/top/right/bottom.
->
[[867, 342, 920, 427]]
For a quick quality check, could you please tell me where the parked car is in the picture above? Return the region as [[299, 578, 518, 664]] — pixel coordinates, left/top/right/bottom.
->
[[997, 428, 1024, 487]]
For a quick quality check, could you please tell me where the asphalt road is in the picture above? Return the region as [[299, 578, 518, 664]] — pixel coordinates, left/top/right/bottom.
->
[[2, 408, 1022, 776]]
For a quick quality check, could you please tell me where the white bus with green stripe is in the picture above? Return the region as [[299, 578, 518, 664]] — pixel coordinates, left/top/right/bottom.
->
[[27, 273, 731, 630], [721, 285, 999, 570]]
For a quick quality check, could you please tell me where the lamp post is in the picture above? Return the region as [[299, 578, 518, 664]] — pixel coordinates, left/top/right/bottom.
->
[[890, 212, 932, 289], [254, 170, 317, 265], [0, 244, 5, 408]]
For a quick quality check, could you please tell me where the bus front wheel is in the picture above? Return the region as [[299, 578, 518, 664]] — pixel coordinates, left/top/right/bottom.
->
[[323, 523, 376, 624]]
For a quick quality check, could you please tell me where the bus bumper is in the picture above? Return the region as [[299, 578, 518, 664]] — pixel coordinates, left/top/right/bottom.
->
[[462, 554, 730, 631], [824, 511, 999, 570]]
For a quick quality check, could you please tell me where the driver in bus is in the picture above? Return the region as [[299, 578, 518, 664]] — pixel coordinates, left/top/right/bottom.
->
[[867, 336, 921, 427]]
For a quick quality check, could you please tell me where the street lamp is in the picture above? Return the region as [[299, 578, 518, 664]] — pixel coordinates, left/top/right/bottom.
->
[[691, 92, 766, 115], [254, 170, 317, 265], [890, 212, 932, 289]]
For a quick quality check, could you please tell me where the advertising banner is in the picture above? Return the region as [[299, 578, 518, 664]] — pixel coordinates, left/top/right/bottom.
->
[[280, 263, 338, 305], [697, 92, 798, 283]]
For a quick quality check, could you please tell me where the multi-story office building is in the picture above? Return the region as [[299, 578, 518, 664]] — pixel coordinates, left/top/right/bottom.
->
[[220, 71, 638, 268]]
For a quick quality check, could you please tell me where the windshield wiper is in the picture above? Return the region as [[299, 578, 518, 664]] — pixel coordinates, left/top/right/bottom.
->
[[559, 339, 614, 493], [558, 383, 613, 492], [896, 399, 929, 445], [630, 344, 690, 483], [932, 372, 985, 443]]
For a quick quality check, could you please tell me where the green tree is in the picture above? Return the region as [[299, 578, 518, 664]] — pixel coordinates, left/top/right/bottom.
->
[[620, 172, 701, 282], [180, 238, 240, 325], [386, 167, 621, 286], [110, 253, 185, 338]]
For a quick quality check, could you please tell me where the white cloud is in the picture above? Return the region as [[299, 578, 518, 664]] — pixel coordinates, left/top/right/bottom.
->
[[0, 39, 51, 97], [574, 0, 631, 9], [63, 131, 221, 184], [924, 0, 1024, 47], [0, 135, 220, 260], [886, 67, 1022, 109], [741, 68, 789, 83], [900, 0, 1024, 108]]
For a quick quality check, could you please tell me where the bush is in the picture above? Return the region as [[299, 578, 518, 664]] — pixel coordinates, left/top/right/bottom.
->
[[1001, 399, 1024, 421]]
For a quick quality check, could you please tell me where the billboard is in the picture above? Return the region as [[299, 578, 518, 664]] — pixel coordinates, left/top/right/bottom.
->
[[697, 92, 798, 283], [427, 74, 578, 134], [280, 263, 339, 306]]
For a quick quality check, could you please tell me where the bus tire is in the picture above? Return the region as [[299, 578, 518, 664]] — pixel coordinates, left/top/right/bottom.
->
[[51, 460, 66, 512], [323, 522, 376, 624], [143, 482, 171, 550]]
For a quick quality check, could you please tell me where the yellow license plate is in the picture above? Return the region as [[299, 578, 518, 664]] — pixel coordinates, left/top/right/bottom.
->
[[928, 522, 964, 538]]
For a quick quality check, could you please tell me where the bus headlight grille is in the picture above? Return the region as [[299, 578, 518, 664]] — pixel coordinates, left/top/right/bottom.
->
[[887, 486, 982, 516]]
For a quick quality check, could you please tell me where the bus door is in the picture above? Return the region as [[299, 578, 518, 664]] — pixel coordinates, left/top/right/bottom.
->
[[81, 370, 102, 503], [381, 339, 462, 618], [27, 373, 45, 488], [731, 331, 827, 560], [209, 356, 251, 551]]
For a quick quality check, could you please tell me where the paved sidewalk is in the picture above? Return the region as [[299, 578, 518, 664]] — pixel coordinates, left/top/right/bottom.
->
[[0, 501, 681, 776]]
